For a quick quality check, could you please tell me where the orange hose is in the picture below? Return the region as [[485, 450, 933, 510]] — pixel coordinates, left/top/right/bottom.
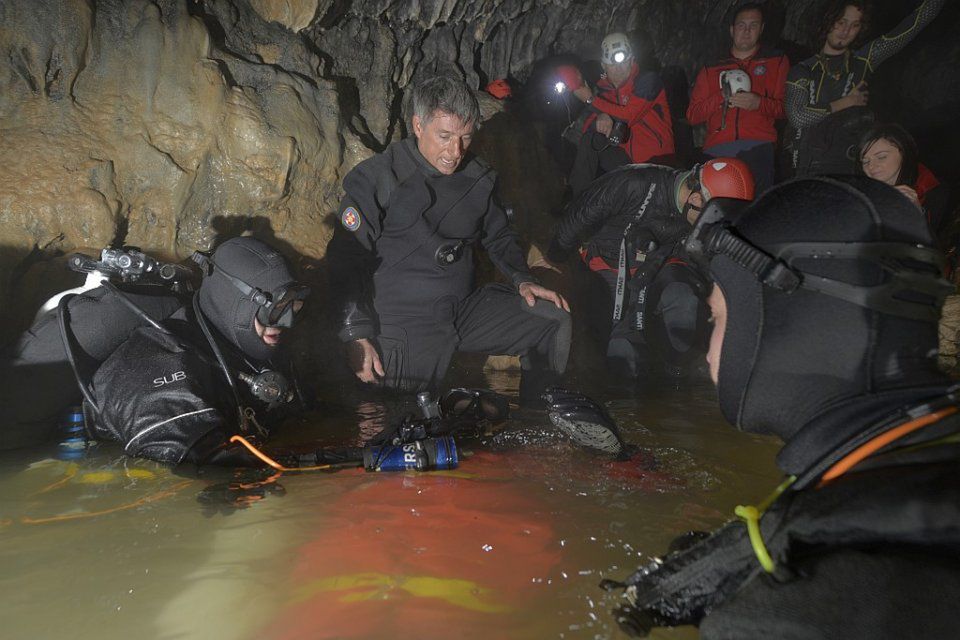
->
[[820, 406, 957, 484], [229, 435, 335, 472]]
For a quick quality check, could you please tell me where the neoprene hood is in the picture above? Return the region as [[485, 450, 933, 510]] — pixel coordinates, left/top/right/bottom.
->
[[197, 237, 301, 363], [708, 176, 949, 446]]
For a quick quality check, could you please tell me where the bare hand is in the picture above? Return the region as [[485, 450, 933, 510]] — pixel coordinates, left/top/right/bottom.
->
[[530, 256, 563, 274], [894, 184, 921, 209], [595, 113, 614, 136], [728, 91, 761, 111], [347, 338, 384, 383], [519, 282, 570, 312], [831, 81, 868, 112], [573, 85, 593, 103]]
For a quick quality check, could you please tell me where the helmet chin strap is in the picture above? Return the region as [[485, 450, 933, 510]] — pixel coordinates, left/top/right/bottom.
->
[[682, 199, 703, 222]]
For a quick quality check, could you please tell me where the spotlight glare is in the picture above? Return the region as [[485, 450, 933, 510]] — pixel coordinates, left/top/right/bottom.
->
[[613, 51, 626, 63], [555, 81, 566, 94]]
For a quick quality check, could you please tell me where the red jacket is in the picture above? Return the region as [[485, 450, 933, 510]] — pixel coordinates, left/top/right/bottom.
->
[[915, 163, 941, 206], [584, 63, 675, 162], [687, 48, 789, 148]]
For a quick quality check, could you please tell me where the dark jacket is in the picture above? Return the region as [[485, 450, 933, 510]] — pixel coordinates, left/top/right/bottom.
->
[[784, 0, 944, 174], [89, 319, 231, 465], [88, 312, 296, 466], [327, 138, 534, 342], [546, 164, 688, 270]]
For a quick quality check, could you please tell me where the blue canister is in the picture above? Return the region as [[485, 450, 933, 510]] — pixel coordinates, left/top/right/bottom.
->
[[362, 436, 459, 472], [57, 406, 88, 460]]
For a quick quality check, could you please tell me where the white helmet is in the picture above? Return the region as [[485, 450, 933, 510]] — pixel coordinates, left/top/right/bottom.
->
[[719, 69, 751, 94], [601, 33, 633, 65]]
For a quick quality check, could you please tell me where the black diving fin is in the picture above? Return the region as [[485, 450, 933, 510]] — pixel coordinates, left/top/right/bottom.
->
[[543, 387, 632, 457]]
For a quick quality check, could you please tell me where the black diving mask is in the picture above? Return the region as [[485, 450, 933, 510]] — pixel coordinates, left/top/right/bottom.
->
[[193, 252, 310, 327], [685, 198, 953, 323]]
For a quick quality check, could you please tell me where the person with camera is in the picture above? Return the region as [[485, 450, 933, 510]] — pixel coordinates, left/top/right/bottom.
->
[[536, 158, 754, 380], [567, 32, 676, 197], [687, 3, 789, 194], [604, 175, 959, 637], [326, 75, 570, 402], [81, 236, 311, 466]]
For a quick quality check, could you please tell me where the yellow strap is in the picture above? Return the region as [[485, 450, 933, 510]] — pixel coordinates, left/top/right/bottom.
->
[[734, 505, 775, 573], [734, 475, 797, 574]]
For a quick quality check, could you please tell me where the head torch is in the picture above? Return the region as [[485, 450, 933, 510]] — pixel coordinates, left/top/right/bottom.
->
[[685, 198, 952, 323]]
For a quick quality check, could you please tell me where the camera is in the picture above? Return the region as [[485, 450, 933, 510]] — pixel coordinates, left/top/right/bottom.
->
[[608, 119, 629, 145]]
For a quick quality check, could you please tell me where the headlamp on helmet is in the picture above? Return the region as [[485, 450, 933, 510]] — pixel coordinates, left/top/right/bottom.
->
[[601, 33, 633, 66]]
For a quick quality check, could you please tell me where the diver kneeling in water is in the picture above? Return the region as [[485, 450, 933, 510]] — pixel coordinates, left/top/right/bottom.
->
[[603, 176, 960, 637], [73, 237, 310, 466]]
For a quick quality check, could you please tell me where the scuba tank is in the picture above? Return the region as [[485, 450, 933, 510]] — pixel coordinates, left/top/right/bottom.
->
[[56, 405, 89, 461]]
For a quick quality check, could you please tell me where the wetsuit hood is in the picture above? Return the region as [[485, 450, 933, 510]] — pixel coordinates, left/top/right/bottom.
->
[[197, 237, 298, 364], [709, 176, 950, 466]]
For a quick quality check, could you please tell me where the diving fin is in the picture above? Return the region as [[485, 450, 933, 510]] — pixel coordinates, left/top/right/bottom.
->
[[543, 387, 631, 456]]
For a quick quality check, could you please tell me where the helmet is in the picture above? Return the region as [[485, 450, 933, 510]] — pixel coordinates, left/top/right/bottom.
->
[[601, 33, 633, 65], [485, 79, 512, 100], [555, 65, 584, 91], [719, 69, 751, 94], [699, 158, 755, 201]]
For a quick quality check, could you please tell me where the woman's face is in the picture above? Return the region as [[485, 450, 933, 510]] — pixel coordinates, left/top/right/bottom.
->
[[860, 138, 903, 186]]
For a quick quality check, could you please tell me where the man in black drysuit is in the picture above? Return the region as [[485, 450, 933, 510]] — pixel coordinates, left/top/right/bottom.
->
[[84, 237, 309, 466], [784, 0, 944, 177], [327, 75, 571, 399], [539, 159, 754, 378], [604, 176, 960, 638]]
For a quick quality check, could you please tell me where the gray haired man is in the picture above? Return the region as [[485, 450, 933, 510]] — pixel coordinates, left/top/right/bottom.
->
[[327, 75, 571, 399]]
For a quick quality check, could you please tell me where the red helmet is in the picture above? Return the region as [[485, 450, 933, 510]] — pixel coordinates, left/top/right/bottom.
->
[[699, 158, 755, 201], [555, 65, 584, 91], [485, 79, 512, 100]]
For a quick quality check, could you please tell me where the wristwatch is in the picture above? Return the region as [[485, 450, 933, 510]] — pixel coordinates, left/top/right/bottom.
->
[[585, 96, 593, 105]]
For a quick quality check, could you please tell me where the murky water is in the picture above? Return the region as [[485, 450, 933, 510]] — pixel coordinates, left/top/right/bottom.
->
[[0, 370, 781, 640]]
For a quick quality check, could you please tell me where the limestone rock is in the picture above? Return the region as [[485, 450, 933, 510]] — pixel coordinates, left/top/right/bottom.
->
[[249, 0, 323, 32], [0, 0, 343, 338]]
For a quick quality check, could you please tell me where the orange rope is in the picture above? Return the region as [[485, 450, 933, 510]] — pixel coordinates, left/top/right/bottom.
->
[[229, 435, 335, 472], [820, 406, 958, 484], [32, 465, 79, 495], [20, 480, 193, 525]]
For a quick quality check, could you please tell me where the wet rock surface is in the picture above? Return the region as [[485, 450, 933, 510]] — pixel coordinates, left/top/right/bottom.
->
[[1, 0, 958, 358]]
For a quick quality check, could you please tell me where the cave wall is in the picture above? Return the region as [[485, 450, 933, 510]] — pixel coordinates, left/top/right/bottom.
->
[[1, 0, 958, 347]]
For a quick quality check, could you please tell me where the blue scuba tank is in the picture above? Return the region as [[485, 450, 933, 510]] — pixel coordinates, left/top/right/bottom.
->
[[362, 436, 459, 472]]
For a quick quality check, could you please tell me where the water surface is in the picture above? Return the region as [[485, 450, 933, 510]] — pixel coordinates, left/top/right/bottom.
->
[[0, 371, 782, 639]]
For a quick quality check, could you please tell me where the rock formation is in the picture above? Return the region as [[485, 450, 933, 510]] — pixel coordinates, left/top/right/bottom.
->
[[1, 0, 957, 360]]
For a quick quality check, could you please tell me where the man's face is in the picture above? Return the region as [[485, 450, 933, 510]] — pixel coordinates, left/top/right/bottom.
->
[[705, 285, 727, 385], [412, 110, 475, 175], [824, 5, 863, 53], [684, 191, 705, 225], [730, 9, 764, 55], [254, 300, 304, 346], [602, 57, 633, 88]]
